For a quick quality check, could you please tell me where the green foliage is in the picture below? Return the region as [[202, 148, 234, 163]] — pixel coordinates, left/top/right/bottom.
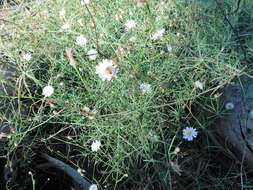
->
[[1, 0, 253, 189]]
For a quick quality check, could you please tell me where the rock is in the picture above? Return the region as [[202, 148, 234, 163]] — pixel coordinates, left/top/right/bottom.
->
[[210, 76, 253, 169]]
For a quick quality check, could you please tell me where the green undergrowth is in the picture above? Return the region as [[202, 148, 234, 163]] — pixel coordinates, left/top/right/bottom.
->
[[1, 0, 253, 189]]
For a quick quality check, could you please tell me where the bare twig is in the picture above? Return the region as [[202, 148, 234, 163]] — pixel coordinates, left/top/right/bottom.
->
[[214, 0, 247, 59], [83, 4, 102, 56]]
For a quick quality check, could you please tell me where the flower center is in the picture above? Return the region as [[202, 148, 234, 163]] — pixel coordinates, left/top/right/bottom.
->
[[105, 66, 113, 76], [186, 131, 192, 136]]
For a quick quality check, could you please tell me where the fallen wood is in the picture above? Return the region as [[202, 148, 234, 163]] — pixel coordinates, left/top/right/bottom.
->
[[41, 153, 94, 190], [210, 76, 253, 169]]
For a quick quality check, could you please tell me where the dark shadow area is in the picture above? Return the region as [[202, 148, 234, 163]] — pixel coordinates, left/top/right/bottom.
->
[[3, 151, 91, 190], [0, 156, 6, 189], [1, 0, 253, 190]]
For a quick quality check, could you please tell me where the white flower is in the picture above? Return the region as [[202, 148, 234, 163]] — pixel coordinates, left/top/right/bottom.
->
[[174, 147, 180, 154], [87, 49, 97, 61], [96, 59, 117, 81], [182, 127, 198, 141], [76, 35, 87, 46], [140, 82, 152, 94], [225, 102, 234, 110], [23, 53, 32, 61], [42, 85, 54, 97], [91, 140, 101, 152], [89, 184, 98, 190], [167, 45, 172, 53], [81, 0, 90, 5], [194, 80, 205, 90], [61, 23, 71, 30], [124, 20, 136, 31], [150, 28, 165, 40]]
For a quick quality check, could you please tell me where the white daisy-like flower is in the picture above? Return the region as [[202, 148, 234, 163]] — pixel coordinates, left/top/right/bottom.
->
[[87, 49, 97, 61], [91, 140, 101, 152], [42, 85, 54, 97], [124, 20, 137, 31], [225, 102, 234, 110], [150, 28, 165, 40], [61, 23, 71, 30], [96, 59, 117, 81], [23, 53, 32, 61], [76, 35, 87, 46], [89, 184, 98, 190], [182, 127, 198, 141], [194, 80, 205, 90], [140, 82, 152, 94], [81, 0, 90, 5]]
